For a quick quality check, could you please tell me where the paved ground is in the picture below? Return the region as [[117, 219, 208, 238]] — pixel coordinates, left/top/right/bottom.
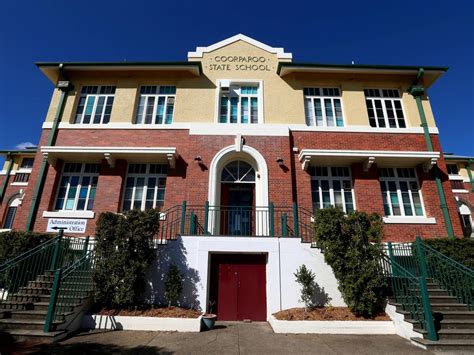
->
[[14, 322, 431, 354]]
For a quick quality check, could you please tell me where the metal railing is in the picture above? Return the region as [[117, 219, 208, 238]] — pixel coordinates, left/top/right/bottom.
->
[[384, 237, 474, 310], [158, 201, 316, 240], [0, 230, 90, 305], [381, 243, 437, 341], [44, 250, 95, 332]]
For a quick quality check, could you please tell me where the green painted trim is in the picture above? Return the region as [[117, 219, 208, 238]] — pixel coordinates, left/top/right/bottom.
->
[[44, 269, 61, 332], [467, 159, 474, 192], [277, 62, 449, 75], [25, 89, 69, 231], [36, 61, 203, 75], [409, 71, 454, 239], [0, 157, 14, 202]]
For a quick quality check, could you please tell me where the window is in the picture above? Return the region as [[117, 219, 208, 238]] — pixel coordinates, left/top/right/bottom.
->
[[3, 197, 20, 229], [304, 88, 344, 127], [221, 160, 255, 183], [310, 167, 354, 213], [450, 180, 465, 190], [54, 163, 99, 211], [13, 173, 29, 183], [135, 86, 176, 124], [219, 85, 259, 124], [74, 86, 116, 124], [122, 164, 167, 211], [20, 158, 34, 169], [379, 168, 424, 217], [364, 89, 406, 128], [446, 164, 459, 175]]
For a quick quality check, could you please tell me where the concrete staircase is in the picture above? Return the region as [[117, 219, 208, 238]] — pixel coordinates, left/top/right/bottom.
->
[[391, 281, 474, 352], [0, 270, 93, 342]]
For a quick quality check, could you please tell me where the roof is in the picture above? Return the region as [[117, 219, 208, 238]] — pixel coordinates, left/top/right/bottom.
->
[[277, 62, 448, 87], [36, 61, 202, 83], [0, 147, 37, 156], [444, 153, 474, 161]]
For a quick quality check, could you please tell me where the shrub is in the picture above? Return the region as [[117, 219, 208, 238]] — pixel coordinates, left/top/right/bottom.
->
[[314, 207, 387, 317], [294, 264, 331, 311], [165, 264, 184, 307], [93, 209, 159, 309], [422, 238, 474, 269], [0, 231, 54, 264]]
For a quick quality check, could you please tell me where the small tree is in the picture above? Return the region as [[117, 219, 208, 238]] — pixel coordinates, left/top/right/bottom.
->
[[165, 264, 183, 307], [295, 265, 316, 311], [93, 209, 159, 309], [314, 207, 387, 317]]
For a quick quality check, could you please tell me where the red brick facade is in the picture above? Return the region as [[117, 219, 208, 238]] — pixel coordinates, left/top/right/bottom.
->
[[4, 127, 464, 241]]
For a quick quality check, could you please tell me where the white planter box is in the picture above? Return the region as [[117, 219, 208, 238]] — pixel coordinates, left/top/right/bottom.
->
[[269, 315, 396, 334], [82, 314, 202, 332]]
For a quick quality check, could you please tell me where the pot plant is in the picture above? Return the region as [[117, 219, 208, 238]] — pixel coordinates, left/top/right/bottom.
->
[[202, 301, 217, 330]]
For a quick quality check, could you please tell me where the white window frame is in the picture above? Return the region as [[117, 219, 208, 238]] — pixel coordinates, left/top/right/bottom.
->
[[74, 85, 116, 124], [54, 163, 99, 212], [121, 164, 167, 211], [364, 88, 407, 129], [304, 88, 345, 127], [215, 80, 264, 124], [379, 168, 427, 217], [310, 167, 355, 213], [135, 86, 176, 124]]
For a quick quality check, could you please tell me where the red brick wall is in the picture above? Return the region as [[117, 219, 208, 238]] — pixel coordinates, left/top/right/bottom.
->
[[9, 128, 465, 242]]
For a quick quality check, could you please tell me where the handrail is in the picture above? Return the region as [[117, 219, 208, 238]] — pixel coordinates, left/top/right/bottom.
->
[[381, 245, 437, 340], [44, 250, 95, 332], [0, 236, 59, 271]]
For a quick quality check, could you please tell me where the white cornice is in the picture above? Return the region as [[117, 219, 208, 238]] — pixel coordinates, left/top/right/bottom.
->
[[187, 34, 292, 60], [41, 146, 177, 155], [298, 149, 440, 161], [41, 122, 440, 136]]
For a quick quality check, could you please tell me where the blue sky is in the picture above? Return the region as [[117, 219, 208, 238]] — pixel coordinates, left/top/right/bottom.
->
[[0, 0, 473, 164]]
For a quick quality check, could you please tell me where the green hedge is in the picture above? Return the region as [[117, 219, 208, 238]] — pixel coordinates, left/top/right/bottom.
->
[[423, 238, 474, 269], [0, 231, 55, 264]]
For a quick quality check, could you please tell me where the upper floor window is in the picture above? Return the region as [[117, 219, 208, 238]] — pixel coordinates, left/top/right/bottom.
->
[[379, 168, 424, 217], [364, 89, 406, 128], [54, 163, 99, 211], [446, 164, 459, 175], [20, 158, 34, 169], [304, 88, 344, 127], [219, 84, 261, 124], [13, 173, 29, 183], [135, 86, 176, 124], [310, 166, 354, 213], [122, 164, 167, 211], [74, 86, 116, 124]]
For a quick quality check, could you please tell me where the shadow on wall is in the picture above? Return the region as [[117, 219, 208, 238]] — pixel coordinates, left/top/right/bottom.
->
[[311, 281, 332, 308], [145, 238, 201, 310]]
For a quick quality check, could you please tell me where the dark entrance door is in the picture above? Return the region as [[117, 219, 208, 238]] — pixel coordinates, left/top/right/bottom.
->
[[220, 184, 254, 235], [209, 254, 267, 321]]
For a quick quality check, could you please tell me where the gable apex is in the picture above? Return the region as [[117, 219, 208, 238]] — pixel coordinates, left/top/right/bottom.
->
[[187, 34, 292, 60]]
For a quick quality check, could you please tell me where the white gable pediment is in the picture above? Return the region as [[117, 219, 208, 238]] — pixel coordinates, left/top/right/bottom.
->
[[188, 34, 292, 60]]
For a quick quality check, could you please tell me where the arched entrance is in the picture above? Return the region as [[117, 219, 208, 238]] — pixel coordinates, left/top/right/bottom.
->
[[208, 144, 269, 235], [220, 160, 255, 235]]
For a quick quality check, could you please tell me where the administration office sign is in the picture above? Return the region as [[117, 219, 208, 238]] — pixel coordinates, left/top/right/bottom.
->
[[47, 218, 87, 234]]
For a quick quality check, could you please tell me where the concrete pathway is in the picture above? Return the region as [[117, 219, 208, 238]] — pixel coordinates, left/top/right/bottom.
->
[[24, 322, 431, 354]]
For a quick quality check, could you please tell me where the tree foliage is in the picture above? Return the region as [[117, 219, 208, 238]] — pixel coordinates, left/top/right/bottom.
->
[[164, 264, 184, 307], [422, 237, 474, 269], [93, 209, 159, 308], [314, 207, 387, 317], [0, 231, 54, 264]]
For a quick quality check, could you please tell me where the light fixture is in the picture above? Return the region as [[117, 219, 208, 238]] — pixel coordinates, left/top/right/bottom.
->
[[276, 157, 284, 166], [194, 156, 202, 162]]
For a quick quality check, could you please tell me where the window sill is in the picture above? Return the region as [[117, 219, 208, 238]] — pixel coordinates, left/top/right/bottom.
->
[[0, 229, 12, 233], [452, 189, 469, 194], [42, 211, 95, 219], [383, 216, 436, 224], [448, 175, 465, 181], [10, 182, 28, 186]]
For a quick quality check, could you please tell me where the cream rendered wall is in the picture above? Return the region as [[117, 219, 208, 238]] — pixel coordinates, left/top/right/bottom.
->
[[1, 155, 34, 171], [40, 39, 439, 128]]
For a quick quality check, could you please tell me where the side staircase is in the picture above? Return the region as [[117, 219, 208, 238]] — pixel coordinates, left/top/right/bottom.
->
[[0, 231, 94, 342], [382, 237, 474, 352]]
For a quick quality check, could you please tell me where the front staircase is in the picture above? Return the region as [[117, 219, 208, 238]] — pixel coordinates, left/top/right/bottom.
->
[[0, 232, 94, 343], [383, 237, 474, 352]]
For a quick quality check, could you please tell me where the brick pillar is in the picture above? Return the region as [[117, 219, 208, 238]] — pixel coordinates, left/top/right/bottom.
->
[[351, 162, 384, 215], [93, 159, 127, 214]]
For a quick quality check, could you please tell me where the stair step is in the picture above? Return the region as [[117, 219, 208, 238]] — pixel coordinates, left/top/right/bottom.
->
[[428, 295, 462, 304], [430, 303, 470, 312], [0, 301, 34, 310], [18, 286, 52, 295], [411, 337, 474, 351], [441, 319, 474, 329], [436, 311, 474, 320], [438, 328, 474, 340], [3, 329, 67, 343], [27, 280, 54, 288], [0, 318, 63, 331]]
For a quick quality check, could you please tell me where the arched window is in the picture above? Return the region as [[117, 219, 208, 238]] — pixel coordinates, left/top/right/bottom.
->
[[3, 197, 20, 229], [221, 160, 255, 183]]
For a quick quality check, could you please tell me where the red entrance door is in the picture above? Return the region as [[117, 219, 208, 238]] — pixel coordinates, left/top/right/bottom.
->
[[209, 254, 267, 321]]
